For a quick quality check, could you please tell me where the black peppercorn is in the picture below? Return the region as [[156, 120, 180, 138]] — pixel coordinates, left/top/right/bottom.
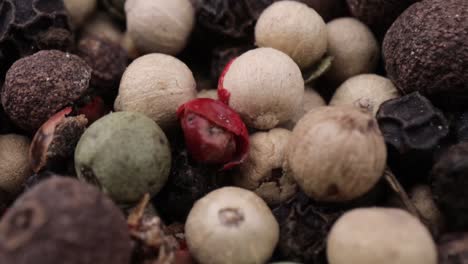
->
[[77, 35, 128, 90], [431, 142, 468, 231], [272, 191, 344, 263], [1, 50, 91, 132], [0, 0, 73, 76], [438, 232, 468, 264], [196, 0, 274, 39], [0, 177, 132, 264], [154, 143, 230, 223], [377, 92, 449, 183]]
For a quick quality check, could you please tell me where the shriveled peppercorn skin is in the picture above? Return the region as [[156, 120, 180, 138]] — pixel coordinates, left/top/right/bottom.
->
[[154, 144, 230, 223], [272, 192, 344, 263], [0, 0, 73, 76], [383, 0, 468, 108], [431, 142, 468, 231], [1, 50, 91, 132], [0, 177, 132, 264], [377, 92, 449, 183], [196, 0, 274, 39]]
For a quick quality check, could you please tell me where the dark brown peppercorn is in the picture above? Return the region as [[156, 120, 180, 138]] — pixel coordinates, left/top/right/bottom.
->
[[431, 142, 468, 231], [196, 0, 274, 39], [272, 191, 343, 263], [1, 50, 91, 132], [346, 0, 419, 38], [0, 177, 132, 264], [383, 0, 468, 108], [377, 92, 449, 182], [0, 0, 73, 76], [154, 145, 230, 223], [77, 35, 128, 90], [451, 110, 468, 143], [438, 232, 468, 264]]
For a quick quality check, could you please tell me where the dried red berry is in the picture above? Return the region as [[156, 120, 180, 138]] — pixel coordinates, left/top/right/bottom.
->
[[76, 96, 108, 124], [177, 98, 249, 170], [217, 58, 236, 105]]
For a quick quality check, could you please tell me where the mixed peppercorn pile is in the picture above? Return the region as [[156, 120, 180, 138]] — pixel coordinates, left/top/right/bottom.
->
[[0, 0, 467, 263]]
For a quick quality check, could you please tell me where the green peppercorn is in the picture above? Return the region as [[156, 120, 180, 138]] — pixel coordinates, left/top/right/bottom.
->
[[74, 111, 171, 207]]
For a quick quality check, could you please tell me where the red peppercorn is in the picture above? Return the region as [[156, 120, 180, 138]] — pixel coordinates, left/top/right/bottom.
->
[[76, 96, 108, 124], [177, 98, 249, 170], [217, 58, 236, 105]]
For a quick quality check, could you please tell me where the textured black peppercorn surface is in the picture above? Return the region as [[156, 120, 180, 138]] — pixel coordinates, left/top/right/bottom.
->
[[438, 232, 468, 264], [431, 142, 468, 231], [77, 35, 128, 90], [195, 0, 274, 39], [0, 0, 72, 76], [377, 92, 449, 182], [383, 0, 468, 108], [272, 191, 343, 264], [346, 0, 419, 38], [1, 50, 91, 132], [0, 177, 132, 264], [154, 144, 230, 223]]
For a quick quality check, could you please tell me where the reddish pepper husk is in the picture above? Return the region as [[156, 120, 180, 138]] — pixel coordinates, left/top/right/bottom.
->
[[217, 58, 236, 105], [29, 107, 73, 173], [177, 98, 249, 170]]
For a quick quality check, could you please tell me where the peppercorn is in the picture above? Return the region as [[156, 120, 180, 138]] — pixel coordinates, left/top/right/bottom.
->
[[285, 87, 326, 130], [77, 35, 128, 90], [0, 0, 73, 76], [218, 48, 304, 130], [185, 187, 279, 264], [324, 18, 379, 85], [196, 0, 274, 39], [75, 111, 171, 207], [287, 106, 386, 202], [383, 0, 468, 108], [29, 107, 88, 174], [431, 142, 468, 231], [115, 53, 197, 131], [438, 232, 468, 264], [0, 134, 32, 195], [154, 144, 230, 223], [177, 98, 249, 169], [272, 191, 344, 263], [330, 74, 400, 116], [0, 177, 132, 264], [1, 50, 92, 132], [297, 0, 348, 22], [327, 208, 437, 264], [234, 128, 297, 206], [125, 0, 195, 55], [377, 92, 449, 183], [255, 1, 327, 69], [64, 0, 97, 28]]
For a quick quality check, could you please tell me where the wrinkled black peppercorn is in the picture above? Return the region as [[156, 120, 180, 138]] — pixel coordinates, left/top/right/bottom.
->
[[377, 92, 449, 183], [431, 142, 468, 231], [438, 232, 468, 264], [77, 35, 128, 90], [0, 177, 132, 264], [196, 0, 274, 39], [0, 0, 73, 76], [1, 50, 91, 132], [154, 144, 230, 223], [272, 191, 344, 263]]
